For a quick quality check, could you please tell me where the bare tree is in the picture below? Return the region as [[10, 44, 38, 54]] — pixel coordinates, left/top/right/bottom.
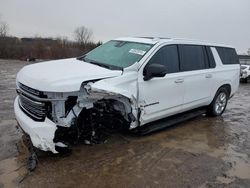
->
[[0, 18, 8, 37], [74, 26, 93, 48], [57, 36, 69, 47], [247, 48, 250, 55]]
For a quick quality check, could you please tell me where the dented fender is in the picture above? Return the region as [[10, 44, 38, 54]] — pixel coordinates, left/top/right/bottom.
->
[[87, 71, 139, 128]]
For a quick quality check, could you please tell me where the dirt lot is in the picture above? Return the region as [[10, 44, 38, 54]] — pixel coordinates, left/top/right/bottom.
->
[[0, 59, 250, 188]]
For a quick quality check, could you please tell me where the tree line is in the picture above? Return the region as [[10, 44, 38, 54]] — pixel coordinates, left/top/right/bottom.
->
[[0, 19, 102, 60]]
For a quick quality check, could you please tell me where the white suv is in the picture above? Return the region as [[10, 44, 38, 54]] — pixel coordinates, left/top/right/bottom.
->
[[240, 64, 250, 83], [14, 37, 240, 153]]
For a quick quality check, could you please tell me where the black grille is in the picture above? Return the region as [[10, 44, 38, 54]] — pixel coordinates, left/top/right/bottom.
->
[[18, 83, 51, 121], [19, 83, 46, 97]]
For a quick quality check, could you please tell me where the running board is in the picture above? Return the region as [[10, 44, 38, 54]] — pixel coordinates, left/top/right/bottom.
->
[[134, 108, 207, 135]]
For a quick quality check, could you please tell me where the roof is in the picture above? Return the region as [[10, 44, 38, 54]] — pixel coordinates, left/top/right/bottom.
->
[[114, 37, 233, 48], [238, 55, 250, 60]]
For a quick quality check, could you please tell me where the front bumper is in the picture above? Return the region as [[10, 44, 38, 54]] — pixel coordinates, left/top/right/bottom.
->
[[14, 96, 58, 153]]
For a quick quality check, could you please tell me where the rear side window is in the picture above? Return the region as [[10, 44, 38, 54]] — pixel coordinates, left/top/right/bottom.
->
[[147, 45, 179, 73], [216, 47, 239, 65], [179, 45, 207, 71]]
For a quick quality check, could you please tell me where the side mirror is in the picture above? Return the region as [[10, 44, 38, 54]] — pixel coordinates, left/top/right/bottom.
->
[[143, 64, 167, 81]]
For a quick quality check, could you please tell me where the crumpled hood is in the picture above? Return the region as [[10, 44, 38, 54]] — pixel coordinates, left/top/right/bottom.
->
[[17, 58, 122, 92]]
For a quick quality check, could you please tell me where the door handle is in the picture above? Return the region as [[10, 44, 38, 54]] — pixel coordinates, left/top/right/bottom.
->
[[175, 79, 184, 83], [205, 74, 212, 78]]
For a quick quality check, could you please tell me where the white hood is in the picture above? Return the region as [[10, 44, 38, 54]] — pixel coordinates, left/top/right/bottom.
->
[[17, 58, 122, 92]]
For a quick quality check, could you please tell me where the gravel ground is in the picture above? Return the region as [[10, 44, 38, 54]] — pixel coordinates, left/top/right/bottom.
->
[[0, 59, 250, 188]]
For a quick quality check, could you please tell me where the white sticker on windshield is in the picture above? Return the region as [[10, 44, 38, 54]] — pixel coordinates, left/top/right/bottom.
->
[[129, 49, 146, 56]]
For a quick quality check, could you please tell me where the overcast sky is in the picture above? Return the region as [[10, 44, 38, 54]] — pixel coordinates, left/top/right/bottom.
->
[[0, 0, 250, 53]]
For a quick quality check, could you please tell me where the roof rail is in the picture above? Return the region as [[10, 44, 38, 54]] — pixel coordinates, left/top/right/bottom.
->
[[172, 37, 202, 42], [134, 36, 171, 41]]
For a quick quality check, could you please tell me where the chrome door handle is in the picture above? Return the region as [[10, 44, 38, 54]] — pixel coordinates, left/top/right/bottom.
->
[[205, 74, 212, 78], [175, 79, 184, 83]]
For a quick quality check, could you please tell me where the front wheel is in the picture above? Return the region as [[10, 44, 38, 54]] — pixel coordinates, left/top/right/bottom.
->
[[207, 88, 229, 116]]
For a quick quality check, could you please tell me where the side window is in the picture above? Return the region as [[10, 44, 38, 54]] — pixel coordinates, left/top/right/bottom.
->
[[147, 45, 179, 73], [216, 47, 239, 65], [179, 45, 206, 71]]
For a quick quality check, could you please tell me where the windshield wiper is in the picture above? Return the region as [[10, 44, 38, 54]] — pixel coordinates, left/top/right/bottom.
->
[[77, 56, 123, 71], [88, 61, 111, 69]]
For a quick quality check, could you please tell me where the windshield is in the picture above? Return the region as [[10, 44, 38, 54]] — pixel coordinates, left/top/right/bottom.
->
[[81, 40, 153, 70]]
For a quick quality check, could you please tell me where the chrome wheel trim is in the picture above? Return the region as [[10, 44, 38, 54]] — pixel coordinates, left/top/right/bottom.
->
[[214, 92, 227, 114]]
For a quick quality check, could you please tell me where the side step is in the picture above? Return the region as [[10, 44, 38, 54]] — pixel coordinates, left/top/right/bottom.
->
[[133, 108, 207, 135]]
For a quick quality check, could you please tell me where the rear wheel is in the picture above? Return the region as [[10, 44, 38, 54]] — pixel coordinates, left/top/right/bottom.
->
[[207, 87, 229, 116]]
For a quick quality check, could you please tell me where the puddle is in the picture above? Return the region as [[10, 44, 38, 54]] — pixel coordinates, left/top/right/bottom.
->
[[216, 176, 235, 184], [224, 145, 250, 179], [0, 158, 22, 188]]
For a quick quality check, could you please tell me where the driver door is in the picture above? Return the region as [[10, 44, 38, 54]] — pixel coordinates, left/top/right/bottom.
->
[[138, 45, 185, 125]]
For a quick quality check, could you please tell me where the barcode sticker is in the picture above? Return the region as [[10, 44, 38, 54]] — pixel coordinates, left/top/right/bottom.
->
[[129, 49, 146, 56]]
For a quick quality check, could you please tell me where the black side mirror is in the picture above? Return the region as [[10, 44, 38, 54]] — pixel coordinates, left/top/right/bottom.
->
[[143, 64, 167, 81]]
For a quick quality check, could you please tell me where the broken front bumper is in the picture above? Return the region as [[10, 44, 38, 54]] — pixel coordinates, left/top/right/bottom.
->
[[14, 97, 58, 153]]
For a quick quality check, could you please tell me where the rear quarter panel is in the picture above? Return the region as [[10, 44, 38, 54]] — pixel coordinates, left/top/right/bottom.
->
[[211, 47, 240, 100]]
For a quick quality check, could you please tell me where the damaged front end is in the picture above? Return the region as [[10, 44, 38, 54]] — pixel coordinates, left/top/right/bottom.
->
[[15, 79, 138, 153]]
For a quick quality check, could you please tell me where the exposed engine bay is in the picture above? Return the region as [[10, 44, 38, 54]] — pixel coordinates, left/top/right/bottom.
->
[[53, 98, 136, 152]]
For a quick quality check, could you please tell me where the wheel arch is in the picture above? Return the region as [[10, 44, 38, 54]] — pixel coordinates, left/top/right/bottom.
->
[[207, 83, 231, 116], [214, 83, 232, 97]]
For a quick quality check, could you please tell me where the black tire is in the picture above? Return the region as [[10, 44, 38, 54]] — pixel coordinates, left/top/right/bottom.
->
[[207, 87, 229, 117]]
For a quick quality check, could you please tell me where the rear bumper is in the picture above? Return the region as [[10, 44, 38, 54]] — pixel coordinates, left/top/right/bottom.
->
[[14, 96, 58, 153]]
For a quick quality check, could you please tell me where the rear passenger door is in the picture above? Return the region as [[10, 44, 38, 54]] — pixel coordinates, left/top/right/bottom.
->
[[179, 45, 215, 110]]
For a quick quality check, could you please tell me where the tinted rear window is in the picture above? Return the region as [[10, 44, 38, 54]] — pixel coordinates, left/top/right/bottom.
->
[[179, 45, 206, 71], [216, 47, 239, 65]]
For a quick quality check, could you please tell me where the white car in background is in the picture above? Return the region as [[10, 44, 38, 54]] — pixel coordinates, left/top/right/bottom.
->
[[14, 37, 240, 153], [240, 64, 250, 83]]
